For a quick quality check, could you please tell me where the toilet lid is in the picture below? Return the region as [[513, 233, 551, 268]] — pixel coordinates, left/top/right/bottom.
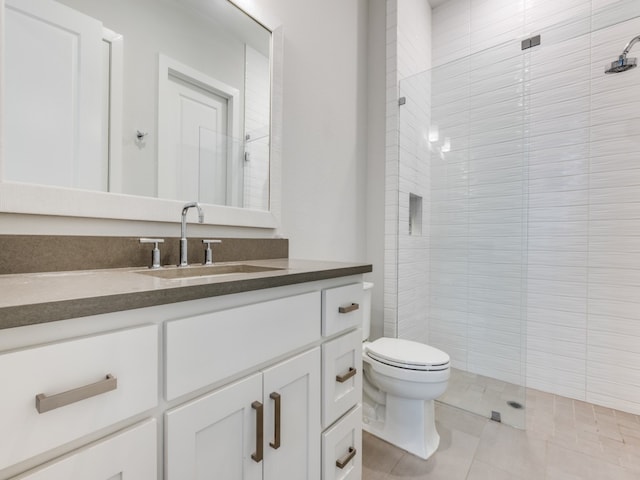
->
[[366, 338, 449, 371]]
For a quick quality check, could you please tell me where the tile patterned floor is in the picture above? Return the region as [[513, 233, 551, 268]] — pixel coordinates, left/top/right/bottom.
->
[[439, 368, 527, 428], [363, 389, 640, 480]]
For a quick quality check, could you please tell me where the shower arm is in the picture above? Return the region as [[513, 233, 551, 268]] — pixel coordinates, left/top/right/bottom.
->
[[621, 35, 640, 57]]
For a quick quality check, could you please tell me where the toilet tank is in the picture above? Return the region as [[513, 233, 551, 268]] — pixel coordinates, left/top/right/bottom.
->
[[362, 282, 374, 341]]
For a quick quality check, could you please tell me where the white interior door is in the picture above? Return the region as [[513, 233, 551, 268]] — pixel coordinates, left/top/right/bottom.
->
[[4, 0, 104, 190], [164, 76, 229, 204]]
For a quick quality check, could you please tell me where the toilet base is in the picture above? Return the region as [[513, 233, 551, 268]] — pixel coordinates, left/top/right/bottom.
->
[[362, 391, 440, 460]]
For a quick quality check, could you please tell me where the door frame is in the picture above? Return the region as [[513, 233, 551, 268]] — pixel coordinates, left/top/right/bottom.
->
[[157, 53, 240, 203], [103, 27, 124, 194]]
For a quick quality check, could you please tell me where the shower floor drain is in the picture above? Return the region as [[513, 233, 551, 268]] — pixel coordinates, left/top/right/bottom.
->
[[507, 401, 524, 409]]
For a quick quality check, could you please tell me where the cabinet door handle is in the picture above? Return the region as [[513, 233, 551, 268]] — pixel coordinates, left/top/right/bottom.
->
[[251, 401, 264, 463], [336, 447, 357, 469], [35, 374, 117, 414], [336, 367, 357, 383], [269, 392, 281, 449], [338, 303, 359, 314]]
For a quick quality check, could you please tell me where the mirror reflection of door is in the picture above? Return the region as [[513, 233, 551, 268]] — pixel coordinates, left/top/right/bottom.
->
[[166, 77, 228, 205], [4, 0, 105, 190], [157, 55, 239, 206]]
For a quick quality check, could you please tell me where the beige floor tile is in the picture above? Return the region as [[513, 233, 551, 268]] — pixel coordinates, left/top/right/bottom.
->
[[573, 399, 595, 414], [574, 411, 598, 432], [596, 422, 624, 442], [599, 435, 628, 464], [594, 405, 616, 419], [435, 402, 488, 437], [362, 466, 389, 480], [385, 427, 479, 480], [439, 368, 526, 429], [474, 420, 547, 480], [546, 443, 639, 480], [614, 410, 639, 427], [362, 432, 403, 476], [364, 380, 640, 480], [620, 424, 640, 445], [526, 388, 555, 406], [554, 395, 574, 408], [554, 404, 575, 422], [466, 459, 525, 480], [619, 449, 640, 474], [525, 420, 554, 441], [381, 453, 432, 480]]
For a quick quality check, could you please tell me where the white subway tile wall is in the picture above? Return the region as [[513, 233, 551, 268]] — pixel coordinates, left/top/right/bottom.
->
[[386, 0, 433, 342], [243, 46, 270, 211], [395, 0, 640, 415]]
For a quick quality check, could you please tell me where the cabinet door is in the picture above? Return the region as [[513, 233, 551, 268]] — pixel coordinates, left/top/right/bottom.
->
[[263, 348, 321, 480], [14, 419, 156, 480], [165, 373, 263, 480]]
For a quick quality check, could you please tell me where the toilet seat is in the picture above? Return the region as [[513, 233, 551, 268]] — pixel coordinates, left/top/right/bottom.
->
[[366, 338, 449, 371]]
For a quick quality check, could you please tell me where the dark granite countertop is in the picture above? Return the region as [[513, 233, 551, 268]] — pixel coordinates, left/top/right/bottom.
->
[[0, 259, 372, 330]]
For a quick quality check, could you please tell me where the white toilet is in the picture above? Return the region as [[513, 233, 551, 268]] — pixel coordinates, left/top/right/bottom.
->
[[361, 282, 450, 460]]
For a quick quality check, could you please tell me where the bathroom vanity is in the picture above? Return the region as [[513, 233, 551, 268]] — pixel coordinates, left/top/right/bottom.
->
[[0, 259, 370, 480]]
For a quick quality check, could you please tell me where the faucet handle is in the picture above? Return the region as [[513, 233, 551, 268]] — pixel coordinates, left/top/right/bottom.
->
[[140, 238, 164, 269], [202, 239, 222, 265]]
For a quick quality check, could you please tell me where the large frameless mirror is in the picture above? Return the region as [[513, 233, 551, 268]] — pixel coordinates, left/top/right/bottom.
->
[[0, 0, 282, 227]]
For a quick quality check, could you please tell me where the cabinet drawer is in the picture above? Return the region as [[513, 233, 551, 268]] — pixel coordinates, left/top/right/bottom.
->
[[322, 329, 362, 428], [0, 325, 158, 471], [13, 419, 157, 480], [322, 284, 363, 337], [321, 405, 362, 480], [165, 291, 321, 400]]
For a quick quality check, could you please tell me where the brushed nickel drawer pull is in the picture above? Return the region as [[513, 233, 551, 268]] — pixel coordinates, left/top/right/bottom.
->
[[35, 374, 117, 414], [338, 303, 359, 314], [336, 447, 357, 469], [336, 367, 357, 383], [269, 392, 281, 449], [251, 401, 264, 463]]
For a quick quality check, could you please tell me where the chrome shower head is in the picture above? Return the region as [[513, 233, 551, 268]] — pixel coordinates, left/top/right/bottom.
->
[[605, 35, 640, 74], [605, 55, 637, 74]]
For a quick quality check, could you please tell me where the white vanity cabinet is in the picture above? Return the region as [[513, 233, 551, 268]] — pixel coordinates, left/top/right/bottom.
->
[[0, 274, 367, 480], [166, 348, 320, 480]]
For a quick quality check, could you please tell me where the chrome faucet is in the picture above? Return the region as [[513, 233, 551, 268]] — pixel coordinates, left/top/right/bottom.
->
[[179, 202, 204, 267]]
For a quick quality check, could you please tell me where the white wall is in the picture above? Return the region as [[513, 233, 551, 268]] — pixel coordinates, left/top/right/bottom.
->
[[261, 0, 370, 263], [426, 0, 640, 414], [367, 0, 388, 340]]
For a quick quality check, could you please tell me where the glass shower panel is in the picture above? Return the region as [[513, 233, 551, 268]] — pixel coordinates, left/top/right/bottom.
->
[[399, 38, 528, 428]]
